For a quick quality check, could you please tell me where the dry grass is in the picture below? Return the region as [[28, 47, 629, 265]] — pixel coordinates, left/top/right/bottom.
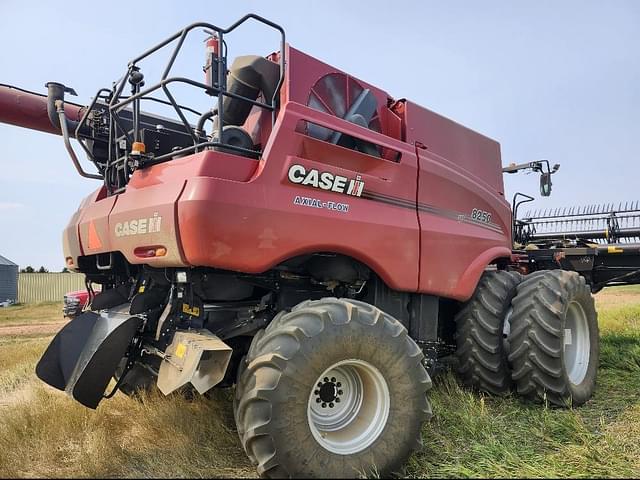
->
[[595, 284, 640, 310], [0, 386, 254, 478], [0, 302, 62, 326], [0, 290, 639, 478], [0, 337, 51, 402]]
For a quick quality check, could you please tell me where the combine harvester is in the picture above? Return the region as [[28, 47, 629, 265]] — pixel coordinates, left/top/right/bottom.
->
[[1, 13, 638, 478], [512, 199, 640, 292]]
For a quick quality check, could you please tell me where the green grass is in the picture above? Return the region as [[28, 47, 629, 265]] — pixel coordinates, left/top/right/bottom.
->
[[0, 290, 639, 478], [404, 288, 640, 478]]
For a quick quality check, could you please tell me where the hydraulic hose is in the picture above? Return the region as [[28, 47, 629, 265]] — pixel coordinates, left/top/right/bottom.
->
[[195, 108, 217, 137]]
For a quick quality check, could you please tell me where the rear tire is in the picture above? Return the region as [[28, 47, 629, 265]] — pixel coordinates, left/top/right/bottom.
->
[[508, 270, 598, 406], [234, 298, 432, 478], [454, 270, 522, 395]]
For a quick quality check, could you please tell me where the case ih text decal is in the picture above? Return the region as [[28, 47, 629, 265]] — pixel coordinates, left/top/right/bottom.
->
[[115, 213, 162, 237], [288, 164, 365, 197]]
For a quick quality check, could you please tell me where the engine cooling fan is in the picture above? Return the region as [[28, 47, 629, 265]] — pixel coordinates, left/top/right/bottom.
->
[[306, 73, 381, 156]]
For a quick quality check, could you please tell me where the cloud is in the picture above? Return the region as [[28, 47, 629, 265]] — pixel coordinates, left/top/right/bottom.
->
[[0, 202, 25, 210]]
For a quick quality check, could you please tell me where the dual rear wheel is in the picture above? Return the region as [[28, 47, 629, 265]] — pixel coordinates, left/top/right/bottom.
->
[[234, 271, 598, 478], [454, 269, 599, 406]]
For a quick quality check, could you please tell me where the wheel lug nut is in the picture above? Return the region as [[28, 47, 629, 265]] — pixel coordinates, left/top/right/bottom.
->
[[338, 390, 343, 395], [331, 377, 336, 383], [335, 398, 341, 403], [324, 377, 329, 383], [329, 402, 334, 408], [316, 398, 321, 403], [314, 390, 319, 395], [322, 402, 327, 408], [317, 382, 322, 388], [337, 382, 341, 387]]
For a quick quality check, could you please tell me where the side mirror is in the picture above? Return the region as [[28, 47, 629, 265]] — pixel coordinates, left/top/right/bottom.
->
[[540, 172, 552, 196]]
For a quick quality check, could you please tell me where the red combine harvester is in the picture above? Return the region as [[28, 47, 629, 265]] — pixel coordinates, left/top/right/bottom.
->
[[4, 13, 638, 478]]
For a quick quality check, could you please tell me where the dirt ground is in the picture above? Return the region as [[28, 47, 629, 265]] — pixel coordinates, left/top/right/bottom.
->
[[0, 321, 66, 337], [595, 284, 640, 308]]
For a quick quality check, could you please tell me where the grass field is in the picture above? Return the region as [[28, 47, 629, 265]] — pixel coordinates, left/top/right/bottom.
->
[[0, 287, 639, 478]]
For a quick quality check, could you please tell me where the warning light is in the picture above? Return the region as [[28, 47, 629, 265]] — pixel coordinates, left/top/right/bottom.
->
[[131, 142, 146, 155], [134, 246, 167, 258]]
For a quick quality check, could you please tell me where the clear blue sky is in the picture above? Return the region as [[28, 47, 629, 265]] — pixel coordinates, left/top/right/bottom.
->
[[1, 0, 638, 270]]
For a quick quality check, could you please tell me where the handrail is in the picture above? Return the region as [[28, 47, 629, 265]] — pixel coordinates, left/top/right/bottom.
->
[[56, 100, 102, 180], [59, 15, 286, 192]]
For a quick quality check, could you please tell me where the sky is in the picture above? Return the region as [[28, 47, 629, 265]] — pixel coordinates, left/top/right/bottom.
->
[[0, 0, 638, 270]]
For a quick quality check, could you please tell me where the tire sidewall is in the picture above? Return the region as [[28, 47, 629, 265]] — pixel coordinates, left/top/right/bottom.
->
[[270, 319, 425, 477]]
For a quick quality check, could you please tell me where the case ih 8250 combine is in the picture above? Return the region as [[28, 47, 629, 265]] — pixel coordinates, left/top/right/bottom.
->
[[2, 14, 639, 478]]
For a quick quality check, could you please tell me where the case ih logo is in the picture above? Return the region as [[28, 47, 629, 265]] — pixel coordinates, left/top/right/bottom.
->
[[115, 213, 162, 237], [287, 164, 365, 197]]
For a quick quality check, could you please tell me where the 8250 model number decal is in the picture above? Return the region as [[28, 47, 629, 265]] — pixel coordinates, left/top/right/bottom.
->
[[470, 208, 492, 223]]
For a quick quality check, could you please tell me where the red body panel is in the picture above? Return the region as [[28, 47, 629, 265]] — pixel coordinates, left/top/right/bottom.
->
[[177, 105, 420, 291], [404, 101, 512, 299], [61, 45, 512, 301]]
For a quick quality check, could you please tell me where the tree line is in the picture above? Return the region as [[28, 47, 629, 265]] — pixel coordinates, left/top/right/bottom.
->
[[19, 266, 71, 273]]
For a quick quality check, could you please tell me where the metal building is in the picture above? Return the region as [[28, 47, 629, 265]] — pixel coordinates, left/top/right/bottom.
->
[[0, 254, 18, 302]]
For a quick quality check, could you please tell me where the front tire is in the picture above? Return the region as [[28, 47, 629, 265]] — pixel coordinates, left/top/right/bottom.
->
[[234, 298, 432, 478], [508, 270, 598, 406]]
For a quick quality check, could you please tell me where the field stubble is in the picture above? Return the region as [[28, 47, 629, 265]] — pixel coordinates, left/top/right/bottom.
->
[[0, 288, 638, 478]]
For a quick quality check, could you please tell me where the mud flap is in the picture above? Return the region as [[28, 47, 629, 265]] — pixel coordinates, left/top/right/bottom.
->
[[157, 330, 232, 395], [35, 307, 141, 409]]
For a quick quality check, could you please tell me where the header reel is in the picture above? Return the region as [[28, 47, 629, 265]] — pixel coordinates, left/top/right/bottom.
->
[[515, 201, 640, 247]]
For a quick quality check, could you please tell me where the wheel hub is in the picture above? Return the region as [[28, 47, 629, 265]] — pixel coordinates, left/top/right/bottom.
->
[[307, 359, 390, 455], [315, 377, 343, 407]]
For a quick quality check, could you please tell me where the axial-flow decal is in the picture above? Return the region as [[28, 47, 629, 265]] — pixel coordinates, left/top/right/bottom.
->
[[293, 195, 350, 212]]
